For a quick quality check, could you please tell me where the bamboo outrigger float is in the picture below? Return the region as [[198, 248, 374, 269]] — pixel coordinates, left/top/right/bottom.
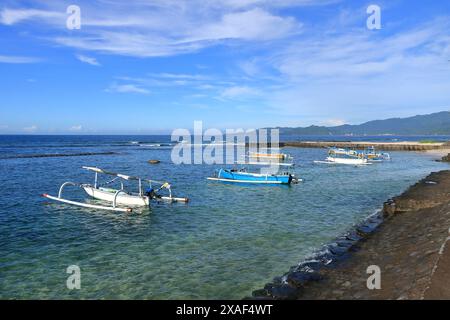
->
[[42, 166, 188, 213]]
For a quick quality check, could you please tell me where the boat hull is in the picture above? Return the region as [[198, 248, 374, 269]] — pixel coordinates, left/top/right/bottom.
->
[[213, 169, 293, 184], [326, 156, 367, 165], [83, 186, 149, 206]]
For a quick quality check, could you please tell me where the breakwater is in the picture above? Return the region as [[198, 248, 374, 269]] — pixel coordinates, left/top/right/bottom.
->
[[281, 141, 446, 151]]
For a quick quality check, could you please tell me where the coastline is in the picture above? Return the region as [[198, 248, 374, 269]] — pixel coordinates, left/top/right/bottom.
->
[[250, 169, 450, 300]]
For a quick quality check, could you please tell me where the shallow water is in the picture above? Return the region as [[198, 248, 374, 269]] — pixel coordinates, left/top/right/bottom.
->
[[0, 135, 448, 299]]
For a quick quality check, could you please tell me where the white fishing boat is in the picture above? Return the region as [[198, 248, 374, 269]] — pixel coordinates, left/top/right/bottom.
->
[[42, 166, 188, 212], [323, 156, 368, 165], [314, 147, 369, 165]]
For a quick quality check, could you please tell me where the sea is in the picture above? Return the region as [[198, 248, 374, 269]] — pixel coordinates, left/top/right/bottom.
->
[[0, 135, 449, 299]]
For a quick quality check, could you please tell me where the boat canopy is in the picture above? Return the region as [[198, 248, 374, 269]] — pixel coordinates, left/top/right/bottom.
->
[[82, 166, 166, 184], [235, 161, 294, 167]]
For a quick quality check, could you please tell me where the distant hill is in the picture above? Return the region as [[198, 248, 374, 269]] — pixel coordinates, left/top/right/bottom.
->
[[272, 111, 450, 135]]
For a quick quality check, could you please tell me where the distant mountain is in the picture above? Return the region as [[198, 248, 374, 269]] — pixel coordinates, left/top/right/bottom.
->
[[272, 111, 450, 135]]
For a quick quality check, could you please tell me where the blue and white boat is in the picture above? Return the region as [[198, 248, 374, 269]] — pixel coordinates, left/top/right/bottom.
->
[[207, 168, 298, 185]]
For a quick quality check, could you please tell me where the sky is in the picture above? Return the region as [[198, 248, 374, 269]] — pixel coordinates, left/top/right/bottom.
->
[[0, 0, 449, 134]]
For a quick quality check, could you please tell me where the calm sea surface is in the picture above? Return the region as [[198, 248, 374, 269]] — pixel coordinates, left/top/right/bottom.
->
[[0, 135, 448, 299]]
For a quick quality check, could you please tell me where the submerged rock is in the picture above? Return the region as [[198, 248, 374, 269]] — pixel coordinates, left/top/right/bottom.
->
[[265, 283, 299, 300], [251, 289, 269, 298], [286, 271, 323, 288], [297, 261, 323, 272], [345, 230, 364, 242]]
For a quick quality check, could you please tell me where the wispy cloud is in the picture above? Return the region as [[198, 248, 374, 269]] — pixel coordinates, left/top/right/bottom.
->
[[106, 83, 150, 95], [0, 1, 310, 57], [322, 119, 346, 126], [69, 125, 83, 131], [75, 54, 100, 66], [0, 8, 64, 25], [220, 86, 259, 99], [0, 55, 41, 63], [23, 125, 38, 133], [236, 16, 450, 123]]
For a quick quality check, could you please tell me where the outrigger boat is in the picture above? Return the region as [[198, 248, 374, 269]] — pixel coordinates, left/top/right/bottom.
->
[[42, 166, 188, 213], [207, 161, 300, 185], [314, 147, 369, 165], [363, 146, 391, 162]]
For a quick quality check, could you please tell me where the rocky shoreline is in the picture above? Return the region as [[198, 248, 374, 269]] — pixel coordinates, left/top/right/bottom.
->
[[249, 170, 450, 300]]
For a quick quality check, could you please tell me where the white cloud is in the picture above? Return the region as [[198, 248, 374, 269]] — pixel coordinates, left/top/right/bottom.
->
[[221, 86, 259, 98], [322, 119, 346, 126], [0, 2, 307, 58], [75, 54, 100, 66], [23, 125, 38, 133], [106, 84, 150, 94], [0, 8, 64, 25], [69, 125, 83, 131], [184, 8, 301, 42], [232, 17, 450, 122], [0, 55, 41, 63]]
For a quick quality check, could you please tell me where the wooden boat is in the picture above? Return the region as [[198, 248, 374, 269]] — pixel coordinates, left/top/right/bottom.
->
[[42, 166, 188, 212], [364, 146, 391, 162], [314, 147, 369, 165], [207, 162, 300, 185]]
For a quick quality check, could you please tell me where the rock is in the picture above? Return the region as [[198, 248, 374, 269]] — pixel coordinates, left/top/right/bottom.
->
[[148, 160, 161, 164], [335, 239, 355, 249], [266, 284, 299, 299], [342, 281, 352, 288], [252, 289, 269, 297], [356, 224, 375, 236], [286, 271, 323, 287], [383, 199, 396, 217], [328, 243, 349, 256], [297, 261, 323, 272], [272, 276, 283, 284], [345, 230, 363, 242], [441, 153, 450, 162]]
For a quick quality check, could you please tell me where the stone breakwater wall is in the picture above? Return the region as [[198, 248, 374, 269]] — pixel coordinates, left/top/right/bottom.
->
[[281, 141, 445, 151], [246, 141, 446, 151]]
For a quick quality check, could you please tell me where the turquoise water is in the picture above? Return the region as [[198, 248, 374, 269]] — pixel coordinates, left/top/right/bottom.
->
[[0, 136, 448, 299]]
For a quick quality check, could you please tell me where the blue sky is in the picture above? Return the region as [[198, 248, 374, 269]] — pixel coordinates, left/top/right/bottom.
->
[[0, 0, 449, 134]]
